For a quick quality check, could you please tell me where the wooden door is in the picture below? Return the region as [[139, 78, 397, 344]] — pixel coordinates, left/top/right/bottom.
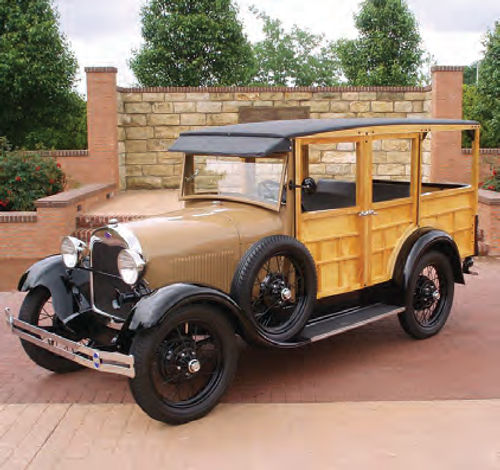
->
[[295, 139, 369, 299]]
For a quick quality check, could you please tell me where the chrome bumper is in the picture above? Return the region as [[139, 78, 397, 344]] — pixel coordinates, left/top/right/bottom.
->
[[4, 308, 135, 378]]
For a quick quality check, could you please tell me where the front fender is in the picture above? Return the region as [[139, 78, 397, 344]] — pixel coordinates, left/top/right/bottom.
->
[[393, 228, 465, 291], [18, 255, 90, 322]]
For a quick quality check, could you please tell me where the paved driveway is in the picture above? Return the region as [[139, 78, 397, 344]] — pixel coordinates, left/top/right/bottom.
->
[[1, 258, 499, 405]]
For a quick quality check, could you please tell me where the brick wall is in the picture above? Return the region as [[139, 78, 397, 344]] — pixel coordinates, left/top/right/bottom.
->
[[478, 189, 500, 256], [117, 86, 432, 190]]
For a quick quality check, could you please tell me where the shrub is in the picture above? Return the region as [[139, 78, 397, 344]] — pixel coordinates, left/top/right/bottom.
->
[[0, 143, 66, 211], [482, 166, 499, 193]]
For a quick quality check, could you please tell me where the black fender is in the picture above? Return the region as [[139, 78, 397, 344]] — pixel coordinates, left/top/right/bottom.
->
[[393, 228, 465, 292], [128, 283, 305, 348], [18, 255, 90, 322]]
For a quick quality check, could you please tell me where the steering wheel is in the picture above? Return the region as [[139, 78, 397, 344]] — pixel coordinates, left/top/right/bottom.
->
[[301, 177, 317, 195], [257, 180, 280, 201]]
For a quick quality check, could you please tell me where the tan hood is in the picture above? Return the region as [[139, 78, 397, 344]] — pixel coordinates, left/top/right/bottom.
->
[[124, 200, 285, 292]]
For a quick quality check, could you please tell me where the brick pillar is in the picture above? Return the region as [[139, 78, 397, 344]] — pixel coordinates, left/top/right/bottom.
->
[[85, 67, 119, 185], [430, 66, 465, 182]]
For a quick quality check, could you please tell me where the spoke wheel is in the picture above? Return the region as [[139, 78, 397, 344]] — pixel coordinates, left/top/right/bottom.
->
[[130, 304, 238, 425], [19, 286, 83, 373], [231, 235, 317, 342], [398, 251, 455, 339]]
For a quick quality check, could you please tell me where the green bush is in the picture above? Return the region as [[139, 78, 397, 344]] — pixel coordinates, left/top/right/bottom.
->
[[481, 166, 499, 192], [0, 141, 66, 211]]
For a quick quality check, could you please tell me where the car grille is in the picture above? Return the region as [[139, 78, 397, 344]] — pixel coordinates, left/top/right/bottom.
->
[[91, 239, 134, 320]]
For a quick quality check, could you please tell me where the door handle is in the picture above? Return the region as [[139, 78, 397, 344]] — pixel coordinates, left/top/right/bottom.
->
[[358, 210, 377, 217]]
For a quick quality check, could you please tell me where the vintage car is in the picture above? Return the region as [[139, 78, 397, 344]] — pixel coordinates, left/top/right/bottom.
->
[[5, 118, 480, 424]]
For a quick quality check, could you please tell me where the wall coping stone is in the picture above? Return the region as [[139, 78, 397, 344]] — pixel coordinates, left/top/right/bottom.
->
[[35, 183, 115, 208], [462, 148, 500, 155], [0, 212, 37, 223], [18, 149, 89, 158], [117, 85, 432, 93], [431, 66, 465, 72], [479, 189, 500, 206], [85, 67, 117, 73]]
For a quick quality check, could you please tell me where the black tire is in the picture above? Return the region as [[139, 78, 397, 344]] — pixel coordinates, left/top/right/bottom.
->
[[19, 286, 83, 373], [398, 251, 455, 339], [231, 235, 317, 342], [129, 304, 238, 425]]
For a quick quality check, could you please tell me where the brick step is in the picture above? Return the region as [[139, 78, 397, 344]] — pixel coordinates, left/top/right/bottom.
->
[[73, 214, 147, 242]]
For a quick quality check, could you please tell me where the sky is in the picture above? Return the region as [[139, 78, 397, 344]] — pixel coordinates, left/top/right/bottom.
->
[[53, 0, 500, 95]]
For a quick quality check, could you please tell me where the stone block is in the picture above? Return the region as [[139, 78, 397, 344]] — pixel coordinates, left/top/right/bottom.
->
[[186, 93, 210, 101], [377, 164, 405, 176], [412, 101, 424, 113], [142, 164, 176, 177], [152, 102, 174, 113], [174, 102, 196, 113], [423, 100, 432, 113], [394, 101, 413, 113], [181, 113, 206, 125], [119, 114, 147, 127], [382, 139, 411, 151], [126, 165, 143, 177], [125, 102, 151, 114], [358, 92, 377, 100], [210, 93, 234, 100], [350, 101, 370, 113], [164, 93, 187, 100], [330, 101, 350, 112], [323, 151, 356, 163], [404, 92, 426, 100], [315, 92, 341, 99], [371, 101, 394, 112], [142, 93, 165, 102], [303, 101, 330, 112], [326, 163, 354, 176], [284, 92, 312, 100], [127, 176, 163, 189], [309, 148, 321, 163], [341, 92, 359, 100], [122, 93, 142, 102], [157, 151, 182, 163], [148, 114, 180, 126], [309, 164, 326, 175], [117, 127, 126, 141], [337, 142, 355, 151], [222, 101, 252, 112], [150, 127, 179, 139], [236, 93, 261, 101], [126, 140, 148, 153], [259, 92, 285, 101], [125, 126, 153, 140], [148, 139, 176, 152], [126, 152, 157, 165], [196, 101, 222, 113], [207, 113, 239, 125], [387, 151, 411, 164], [162, 176, 181, 189], [377, 92, 404, 100], [372, 151, 387, 163]]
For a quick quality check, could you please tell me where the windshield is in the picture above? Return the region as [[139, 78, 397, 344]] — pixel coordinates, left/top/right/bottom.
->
[[182, 155, 286, 208]]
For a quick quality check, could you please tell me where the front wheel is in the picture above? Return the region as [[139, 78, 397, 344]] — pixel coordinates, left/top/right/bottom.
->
[[129, 304, 238, 425], [398, 251, 455, 339]]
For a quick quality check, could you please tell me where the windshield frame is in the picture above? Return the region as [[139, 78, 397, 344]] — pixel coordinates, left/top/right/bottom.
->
[[180, 153, 288, 212]]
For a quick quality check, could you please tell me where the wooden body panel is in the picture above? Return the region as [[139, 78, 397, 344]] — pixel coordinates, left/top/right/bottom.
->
[[420, 188, 476, 258]]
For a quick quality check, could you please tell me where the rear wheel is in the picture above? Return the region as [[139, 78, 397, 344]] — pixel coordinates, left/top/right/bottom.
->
[[19, 286, 83, 373], [129, 304, 238, 425], [398, 251, 455, 339]]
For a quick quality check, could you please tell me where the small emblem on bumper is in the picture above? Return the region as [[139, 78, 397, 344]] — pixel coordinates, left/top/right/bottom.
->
[[93, 352, 100, 369]]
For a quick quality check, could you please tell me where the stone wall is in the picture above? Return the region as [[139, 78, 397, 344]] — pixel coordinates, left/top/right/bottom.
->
[[117, 87, 432, 190]]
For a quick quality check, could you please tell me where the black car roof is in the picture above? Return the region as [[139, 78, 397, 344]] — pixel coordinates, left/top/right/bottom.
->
[[169, 118, 478, 157]]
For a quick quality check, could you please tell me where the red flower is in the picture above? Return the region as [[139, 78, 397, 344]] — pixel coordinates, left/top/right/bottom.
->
[[56, 163, 61, 168], [35, 166, 41, 171], [15, 176, 21, 182], [49, 178, 55, 184], [488, 185, 494, 190], [493, 169, 497, 176], [0, 200, 5, 207], [7, 190, 12, 196]]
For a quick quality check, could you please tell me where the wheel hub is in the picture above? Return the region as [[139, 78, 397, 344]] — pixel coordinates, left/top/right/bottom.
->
[[159, 342, 201, 379], [261, 274, 291, 304], [414, 275, 439, 309]]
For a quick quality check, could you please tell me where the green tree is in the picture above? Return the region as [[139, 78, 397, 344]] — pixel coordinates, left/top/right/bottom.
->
[[0, 0, 87, 149], [337, 0, 426, 86], [463, 61, 480, 86], [250, 8, 340, 86], [476, 22, 500, 148], [130, 0, 255, 86]]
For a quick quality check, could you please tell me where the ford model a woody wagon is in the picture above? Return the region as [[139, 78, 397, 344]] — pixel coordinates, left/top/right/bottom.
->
[[6, 118, 480, 424]]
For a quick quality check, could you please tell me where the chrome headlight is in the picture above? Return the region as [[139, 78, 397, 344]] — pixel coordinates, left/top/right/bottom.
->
[[60, 236, 87, 268], [117, 249, 145, 285]]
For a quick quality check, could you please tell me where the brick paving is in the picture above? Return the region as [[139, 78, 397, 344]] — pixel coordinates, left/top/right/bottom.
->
[[1, 401, 499, 469], [1, 258, 499, 406]]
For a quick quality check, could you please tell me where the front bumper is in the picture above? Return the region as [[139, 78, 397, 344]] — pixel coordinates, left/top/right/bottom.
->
[[4, 308, 135, 378]]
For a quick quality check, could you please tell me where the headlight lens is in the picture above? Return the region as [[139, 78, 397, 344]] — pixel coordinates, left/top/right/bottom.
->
[[117, 249, 145, 285], [60, 236, 87, 268]]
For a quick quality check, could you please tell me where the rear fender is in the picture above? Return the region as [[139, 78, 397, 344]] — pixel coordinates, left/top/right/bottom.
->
[[393, 228, 464, 292], [18, 255, 90, 322]]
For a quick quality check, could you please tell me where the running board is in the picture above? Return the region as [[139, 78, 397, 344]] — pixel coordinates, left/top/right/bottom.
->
[[301, 303, 405, 343]]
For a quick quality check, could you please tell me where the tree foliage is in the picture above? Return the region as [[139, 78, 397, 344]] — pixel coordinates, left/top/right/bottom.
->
[[250, 8, 340, 86], [463, 22, 500, 148], [130, 0, 255, 86], [0, 0, 86, 149], [337, 0, 426, 86]]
